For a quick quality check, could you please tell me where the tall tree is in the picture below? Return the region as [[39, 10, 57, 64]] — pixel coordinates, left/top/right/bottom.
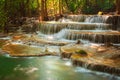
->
[[116, 0, 120, 14], [59, 0, 62, 14], [41, 0, 48, 21]]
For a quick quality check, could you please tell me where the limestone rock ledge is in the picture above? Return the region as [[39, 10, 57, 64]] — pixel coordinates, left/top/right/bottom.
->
[[61, 44, 120, 76], [2, 44, 58, 57], [71, 56, 120, 76]]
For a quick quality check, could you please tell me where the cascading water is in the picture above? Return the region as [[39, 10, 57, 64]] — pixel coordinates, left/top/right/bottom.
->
[[38, 29, 68, 40], [85, 15, 109, 23], [39, 15, 120, 44], [67, 15, 109, 23]]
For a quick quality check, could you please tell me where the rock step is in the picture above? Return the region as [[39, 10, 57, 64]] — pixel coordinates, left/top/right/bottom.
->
[[67, 15, 108, 22], [67, 15, 120, 31], [65, 30, 120, 43], [71, 58, 120, 76], [40, 22, 111, 34], [60, 43, 120, 76]]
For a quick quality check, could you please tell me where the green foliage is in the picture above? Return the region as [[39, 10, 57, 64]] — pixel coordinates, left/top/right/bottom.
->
[[75, 50, 87, 56], [65, 0, 82, 13], [86, 0, 115, 14], [0, 12, 7, 32], [0, 0, 7, 32], [0, 0, 40, 32], [64, 0, 116, 14], [102, 0, 115, 12]]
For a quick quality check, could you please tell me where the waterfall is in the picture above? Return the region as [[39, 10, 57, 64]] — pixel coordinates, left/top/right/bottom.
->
[[67, 15, 109, 23], [37, 29, 68, 40], [38, 15, 120, 44], [85, 15, 108, 23], [67, 15, 86, 22], [39, 22, 67, 34]]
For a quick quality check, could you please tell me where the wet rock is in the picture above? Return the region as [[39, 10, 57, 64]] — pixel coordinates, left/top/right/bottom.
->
[[2, 44, 45, 55], [0, 33, 8, 38], [97, 47, 108, 53], [61, 52, 72, 58], [104, 42, 113, 47], [65, 30, 120, 43], [0, 49, 4, 54], [61, 41, 120, 76], [60, 44, 90, 59], [71, 58, 120, 76], [76, 40, 81, 44], [0, 39, 8, 48], [75, 50, 88, 56], [10, 53, 54, 57], [85, 16, 105, 23], [106, 16, 120, 31], [69, 44, 120, 76]]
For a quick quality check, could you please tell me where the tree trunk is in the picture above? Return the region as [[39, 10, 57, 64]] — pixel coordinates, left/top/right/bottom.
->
[[3, 0, 9, 33], [116, 0, 120, 14], [19, 1, 26, 17], [44, 0, 48, 20], [59, 0, 62, 14], [37, 0, 40, 16], [25, 0, 31, 17], [41, 0, 48, 21], [41, 0, 45, 20]]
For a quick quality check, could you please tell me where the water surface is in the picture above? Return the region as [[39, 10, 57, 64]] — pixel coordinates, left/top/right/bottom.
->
[[0, 55, 120, 80]]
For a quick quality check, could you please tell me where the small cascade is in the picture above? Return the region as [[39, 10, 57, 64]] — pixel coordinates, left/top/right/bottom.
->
[[67, 23, 111, 30], [85, 15, 109, 23], [64, 30, 120, 43], [66, 15, 87, 22], [37, 29, 68, 41], [39, 22, 67, 34], [67, 15, 109, 23], [72, 59, 120, 76], [106, 16, 120, 30]]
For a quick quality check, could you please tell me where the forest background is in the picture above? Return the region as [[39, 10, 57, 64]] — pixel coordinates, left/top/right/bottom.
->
[[0, 0, 120, 32]]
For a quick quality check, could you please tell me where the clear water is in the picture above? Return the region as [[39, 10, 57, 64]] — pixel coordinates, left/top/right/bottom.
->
[[0, 55, 120, 80]]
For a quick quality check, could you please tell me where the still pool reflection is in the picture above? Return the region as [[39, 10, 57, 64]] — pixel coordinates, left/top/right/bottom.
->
[[0, 55, 120, 80]]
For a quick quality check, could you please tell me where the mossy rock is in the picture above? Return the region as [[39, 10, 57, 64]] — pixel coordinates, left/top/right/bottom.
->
[[75, 50, 87, 56]]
